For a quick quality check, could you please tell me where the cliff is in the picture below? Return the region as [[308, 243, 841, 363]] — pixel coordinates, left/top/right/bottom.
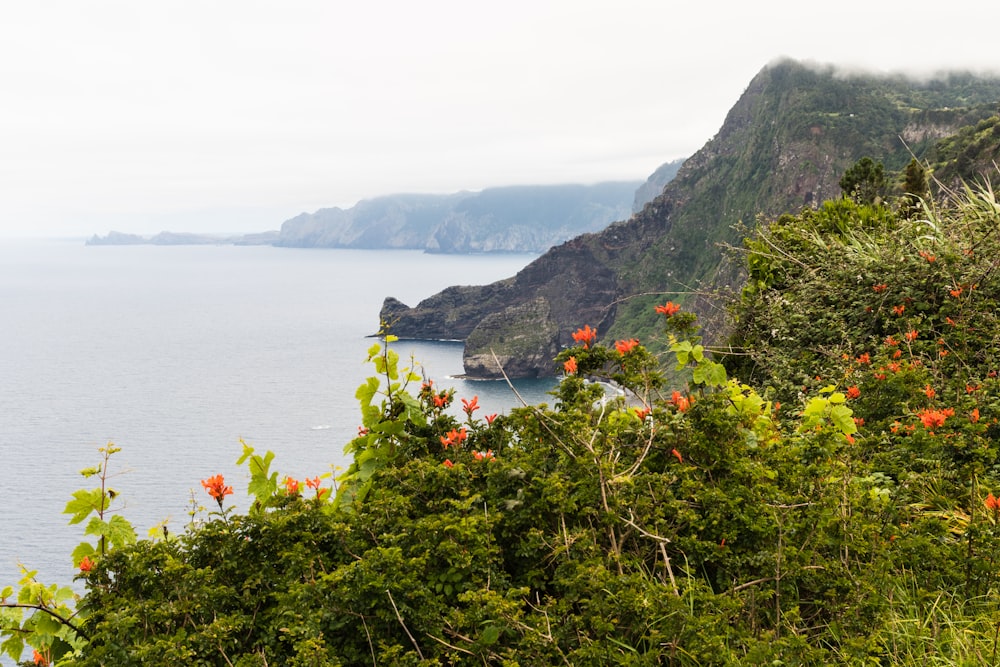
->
[[381, 59, 1000, 378]]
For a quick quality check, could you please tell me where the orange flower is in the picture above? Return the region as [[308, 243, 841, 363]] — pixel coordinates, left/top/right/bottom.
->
[[904, 330, 918, 342], [634, 406, 650, 421], [284, 477, 300, 495], [461, 396, 480, 417], [917, 408, 948, 430], [872, 283, 888, 293], [442, 459, 454, 468], [670, 391, 691, 412], [200, 474, 234, 502], [572, 325, 597, 349], [846, 385, 861, 400], [923, 384, 936, 399], [563, 356, 578, 375], [853, 417, 865, 427], [874, 372, 887, 381], [893, 304, 905, 316], [986, 492, 1000, 511], [32, 649, 48, 666], [885, 335, 899, 347], [440, 427, 469, 449], [773, 401, 781, 412], [485, 413, 498, 425], [856, 353, 871, 365], [946, 317, 957, 327], [845, 433, 856, 445], [472, 450, 495, 462], [971, 408, 981, 424], [887, 362, 901, 373], [432, 393, 449, 408], [892, 349, 903, 359], [79, 556, 94, 573], [950, 286, 963, 298], [655, 301, 681, 317], [615, 338, 640, 355], [966, 384, 980, 393], [671, 448, 683, 463], [918, 250, 936, 262]]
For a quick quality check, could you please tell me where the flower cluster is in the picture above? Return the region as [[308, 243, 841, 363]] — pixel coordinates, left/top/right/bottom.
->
[[572, 325, 597, 348], [440, 428, 468, 449], [201, 474, 233, 503]]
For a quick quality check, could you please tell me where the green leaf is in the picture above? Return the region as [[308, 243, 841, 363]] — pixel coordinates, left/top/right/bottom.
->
[[63, 488, 106, 525]]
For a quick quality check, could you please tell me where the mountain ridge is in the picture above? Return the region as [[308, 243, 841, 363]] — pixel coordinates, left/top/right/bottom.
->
[[380, 58, 1000, 378]]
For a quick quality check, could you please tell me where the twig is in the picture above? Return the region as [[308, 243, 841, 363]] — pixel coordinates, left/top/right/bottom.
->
[[386, 589, 424, 660], [0, 602, 91, 641]]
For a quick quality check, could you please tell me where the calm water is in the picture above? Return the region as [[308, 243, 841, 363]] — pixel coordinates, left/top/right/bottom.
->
[[0, 239, 555, 592]]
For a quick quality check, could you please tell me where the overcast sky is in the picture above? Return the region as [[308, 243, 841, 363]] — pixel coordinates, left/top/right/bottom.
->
[[2, 2, 998, 238]]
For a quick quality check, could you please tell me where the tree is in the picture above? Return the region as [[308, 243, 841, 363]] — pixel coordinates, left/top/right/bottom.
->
[[900, 157, 930, 218], [839, 156, 887, 204]]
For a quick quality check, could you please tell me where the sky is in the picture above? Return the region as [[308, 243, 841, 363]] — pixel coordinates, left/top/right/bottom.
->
[[2, 2, 999, 238]]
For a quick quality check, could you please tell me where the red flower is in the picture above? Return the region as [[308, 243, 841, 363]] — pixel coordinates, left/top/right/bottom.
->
[[484, 413, 498, 425], [655, 301, 681, 317], [893, 304, 905, 316], [634, 406, 650, 421], [615, 338, 640, 356], [79, 556, 94, 573], [846, 385, 861, 400], [872, 283, 888, 293], [904, 330, 919, 342], [442, 459, 454, 468], [472, 450, 495, 462], [357, 426, 369, 436], [284, 477, 300, 495], [432, 393, 449, 408], [971, 408, 981, 424], [950, 286, 963, 298], [572, 325, 597, 349], [884, 335, 899, 347], [671, 448, 683, 463], [923, 384, 935, 399], [856, 353, 870, 365], [200, 474, 234, 502], [461, 396, 480, 417], [966, 384, 980, 393]]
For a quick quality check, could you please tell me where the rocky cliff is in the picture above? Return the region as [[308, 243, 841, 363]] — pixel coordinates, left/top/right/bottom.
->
[[380, 59, 1000, 378]]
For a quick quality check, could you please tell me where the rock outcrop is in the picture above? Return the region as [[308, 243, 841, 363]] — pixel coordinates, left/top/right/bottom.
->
[[462, 298, 561, 379], [381, 59, 1000, 379]]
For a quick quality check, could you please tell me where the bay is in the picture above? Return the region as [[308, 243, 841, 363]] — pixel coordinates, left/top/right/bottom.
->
[[0, 239, 555, 592]]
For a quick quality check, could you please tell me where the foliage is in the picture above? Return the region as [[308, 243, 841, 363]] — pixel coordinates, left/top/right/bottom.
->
[[11, 188, 1000, 664]]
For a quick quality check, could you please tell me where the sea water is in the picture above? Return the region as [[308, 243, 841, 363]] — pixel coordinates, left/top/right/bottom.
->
[[0, 239, 555, 594]]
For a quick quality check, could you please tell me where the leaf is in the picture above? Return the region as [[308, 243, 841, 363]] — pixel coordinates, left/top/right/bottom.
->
[[63, 489, 106, 525]]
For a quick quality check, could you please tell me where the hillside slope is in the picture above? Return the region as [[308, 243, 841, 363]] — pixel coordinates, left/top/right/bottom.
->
[[381, 59, 1000, 378]]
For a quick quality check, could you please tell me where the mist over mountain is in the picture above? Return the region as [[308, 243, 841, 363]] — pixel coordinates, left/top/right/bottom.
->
[[273, 182, 643, 253]]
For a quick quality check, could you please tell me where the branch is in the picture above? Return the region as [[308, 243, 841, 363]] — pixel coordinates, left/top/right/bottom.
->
[[0, 602, 91, 641], [386, 590, 424, 660]]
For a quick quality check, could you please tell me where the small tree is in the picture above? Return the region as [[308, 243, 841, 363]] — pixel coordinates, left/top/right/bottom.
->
[[839, 156, 887, 205], [900, 157, 930, 218]]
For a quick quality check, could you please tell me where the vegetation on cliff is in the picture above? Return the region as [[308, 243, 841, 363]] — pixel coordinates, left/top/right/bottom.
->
[[8, 183, 1000, 664], [382, 59, 1000, 378]]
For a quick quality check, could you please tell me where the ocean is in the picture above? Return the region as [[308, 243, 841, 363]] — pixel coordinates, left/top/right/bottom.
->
[[0, 239, 555, 593]]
